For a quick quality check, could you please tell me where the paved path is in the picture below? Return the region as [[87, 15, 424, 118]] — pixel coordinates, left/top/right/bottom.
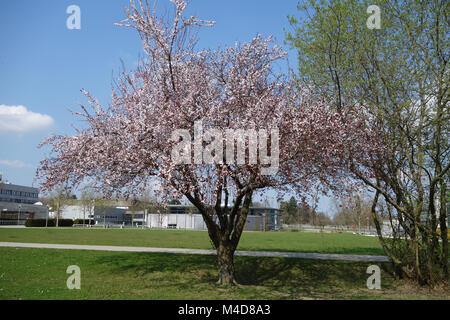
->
[[0, 225, 26, 228], [0, 242, 391, 262]]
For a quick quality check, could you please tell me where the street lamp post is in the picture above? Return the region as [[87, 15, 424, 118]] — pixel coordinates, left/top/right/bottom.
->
[[46, 206, 51, 228], [88, 199, 94, 228], [18, 205, 22, 226], [358, 215, 361, 234]]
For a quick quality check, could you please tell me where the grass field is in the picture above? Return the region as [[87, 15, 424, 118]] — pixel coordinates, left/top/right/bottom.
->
[[1, 247, 448, 300], [0, 228, 385, 256], [1, 228, 448, 300]]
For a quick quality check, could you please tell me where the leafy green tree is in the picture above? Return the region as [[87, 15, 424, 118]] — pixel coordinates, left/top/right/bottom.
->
[[287, 0, 449, 285], [281, 196, 299, 224]]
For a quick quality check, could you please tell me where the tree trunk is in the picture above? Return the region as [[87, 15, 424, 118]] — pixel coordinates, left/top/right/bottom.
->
[[185, 188, 253, 286], [216, 241, 236, 286], [56, 200, 60, 227], [438, 181, 449, 279]]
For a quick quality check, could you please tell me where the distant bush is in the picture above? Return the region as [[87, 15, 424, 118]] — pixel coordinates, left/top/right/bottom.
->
[[58, 219, 74, 227], [25, 219, 73, 227], [73, 219, 95, 225], [25, 219, 53, 227]]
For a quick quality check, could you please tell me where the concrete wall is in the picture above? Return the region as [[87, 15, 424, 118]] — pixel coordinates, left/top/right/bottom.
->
[[147, 213, 207, 230], [53, 205, 93, 220], [147, 213, 279, 231]]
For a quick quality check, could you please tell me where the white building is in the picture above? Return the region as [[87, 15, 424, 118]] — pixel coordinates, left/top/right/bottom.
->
[[50, 205, 93, 221], [46, 203, 281, 231], [147, 212, 207, 229]]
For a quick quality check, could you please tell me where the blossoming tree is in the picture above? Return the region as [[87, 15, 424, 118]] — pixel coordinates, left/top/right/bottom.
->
[[37, 0, 380, 285]]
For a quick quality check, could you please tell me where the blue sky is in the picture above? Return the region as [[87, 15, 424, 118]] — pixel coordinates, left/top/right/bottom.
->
[[0, 0, 335, 213]]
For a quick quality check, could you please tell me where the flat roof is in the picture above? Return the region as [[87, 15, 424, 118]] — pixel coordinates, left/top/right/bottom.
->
[[0, 183, 38, 192]]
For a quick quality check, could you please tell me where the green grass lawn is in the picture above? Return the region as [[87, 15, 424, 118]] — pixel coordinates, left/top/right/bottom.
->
[[0, 247, 447, 300], [0, 228, 385, 256]]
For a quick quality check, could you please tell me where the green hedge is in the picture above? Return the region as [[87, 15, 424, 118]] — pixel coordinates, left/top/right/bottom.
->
[[25, 219, 53, 227], [73, 219, 95, 225], [25, 219, 73, 227]]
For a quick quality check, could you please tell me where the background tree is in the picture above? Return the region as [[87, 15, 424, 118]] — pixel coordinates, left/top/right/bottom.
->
[[280, 196, 299, 224], [41, 185, 73, 227], [80, 187, 98, 226], [333, 192, 374, 230], [281, 192, 329, 226], [297, 203, 311, 224], [287, 0, 449, 285], [315, 211, 332, 227], [129, 193, 156, 227], [37, 0, 379, 285]]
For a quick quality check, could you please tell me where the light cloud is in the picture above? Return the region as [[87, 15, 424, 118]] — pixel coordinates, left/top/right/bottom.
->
[[0, 105, 54, 133], [0, 159, 33, 168]]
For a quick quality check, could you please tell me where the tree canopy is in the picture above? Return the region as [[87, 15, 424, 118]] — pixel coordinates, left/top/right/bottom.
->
[[287, 0, 449, 285], [37, 0, 380, 285]]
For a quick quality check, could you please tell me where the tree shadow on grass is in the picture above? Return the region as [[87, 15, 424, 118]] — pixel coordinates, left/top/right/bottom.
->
[[94, 253, 390, 298], [92, 252, 219, 295], [93, 252, 216, 275], [234, 256, 395, 298], [246, 247, 386, 256]]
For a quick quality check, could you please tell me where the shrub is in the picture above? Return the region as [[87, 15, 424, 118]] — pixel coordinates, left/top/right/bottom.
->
[[25, 219, 73, 227], [25, 219, 53, 227], [73, 219, 95, 225], [58, 219, 74, 227]]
